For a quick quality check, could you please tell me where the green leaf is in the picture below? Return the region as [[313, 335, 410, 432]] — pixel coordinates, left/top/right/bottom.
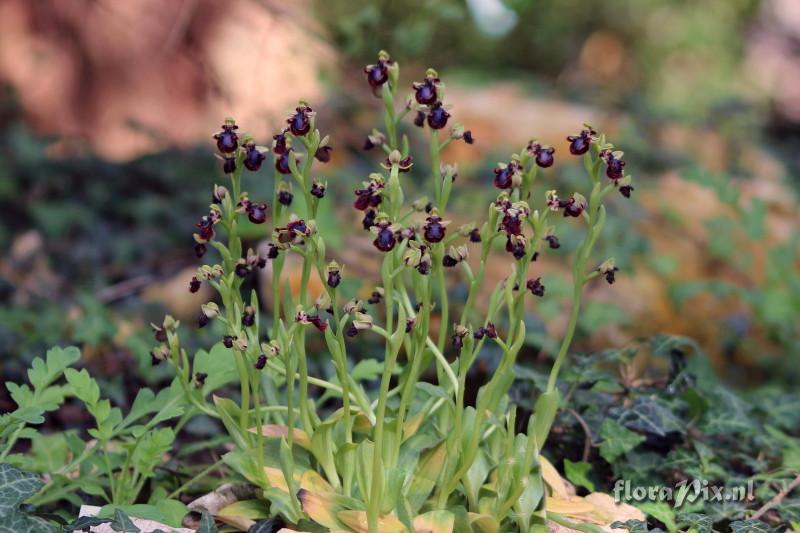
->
[[9, 407, 45, 425], [637, 501, 677, 532], [563, 459, 595, 492], [599, 419, 645, 463], [351, 359, 385, 381], [28, 346, 81, 391], [193, 343, 239, 393], [610, 519, 650, 533], [730, 520, 773, 533], [62, 516, 112, 532], [154, 499, 188, 528], [110, 509, 140, 532], [676, 512, 713, 533], [64, 369, 100, 407], [0, 463, 44, 515], [196, 511, 218, 533], [131, 428, 175, 477]]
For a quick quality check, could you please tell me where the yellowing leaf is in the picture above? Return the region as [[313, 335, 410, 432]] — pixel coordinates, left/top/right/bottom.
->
[[263, 467, 334, 495], [540, 455, 569, 498], [468, 513, 500, 533], [249, 424, 312, 450], [403, 411, 425, 441], [337, 510, 406, 533], [217, 499, 270, 519], [545, 495, 597, 515], [413, 510, 454, 533], [297, 488, 341, 530]]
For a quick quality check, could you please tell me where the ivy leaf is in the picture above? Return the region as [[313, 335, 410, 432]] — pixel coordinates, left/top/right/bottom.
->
[[599, 419, 645, 463], [618, 397, 685, 437], [110, 509, 140, 533], [196, 511, 218, 533], [248, 518, 283, 532], [0, 512, 60, 533], [676, 512, 713, 533], [610, 519, 650, 533], [563, 459, 595, 492], [729, 520, 772, 533], [0, 463, 44, 515], [637, 501, 677, 532], [62, 516, 111, 532]]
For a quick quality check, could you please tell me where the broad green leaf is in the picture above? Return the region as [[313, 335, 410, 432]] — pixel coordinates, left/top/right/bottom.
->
[[637, 502, 676, 532], [730, 520, 772, 533], [131, 427, 175, 477], [676, 512, 713, 533], [564, 459, 595, 492], [111, 509, 140, 532], [599, 419, 645, 463], [193, 343, 239, 394]]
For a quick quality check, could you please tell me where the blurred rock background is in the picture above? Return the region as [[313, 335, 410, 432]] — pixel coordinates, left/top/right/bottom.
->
[[0, 0, 798, 398]]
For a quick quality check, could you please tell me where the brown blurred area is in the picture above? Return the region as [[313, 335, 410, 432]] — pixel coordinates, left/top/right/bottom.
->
[[0, 0, 331, 160]]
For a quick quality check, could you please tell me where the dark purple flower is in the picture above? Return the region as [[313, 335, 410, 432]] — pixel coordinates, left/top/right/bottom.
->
[[506, 237, 526, 260], [368, 291, 383, 305], [278, 190, 294, 206], [214, 122, 239, 153], [243, 142, 266, 171], [442, 254, 458, 267], [310, 181, 326, 199], [242, 307, 256, 327], [526, 277, 545, 297], [423, 215, 446, 243], [255, 354, 268, 370], [493, 161, 521, 190], [601, 150, 626, 181], [247, 203, 268, 224], [235, 263, 250, 278], [413, 78, 438, 105], [362, 209, 377, 230], [223, 335, 234, 348], [364, 57, 391, 88], [567, 127, 596, 156], [619, 184, 634, 198], [195, 216, 215, 242], [189, 277, 201, 293], [222, 156, 236, 174], [327, 269, 341, 288], [194, 243, 207, 258], [469, 228, 482, 243], [315, 145, 332, 163], [529, 142, 555, 168], [544, 235, 560, 249], [267, 244, 279, 259], [427, 102, 450, 130], [275, 151, 292, 175], [198, 312, 210, 328], [272, 131, 289, 154], [463, 130, 474, 144], [195, 372, 207, 386], [288, 105, 313, 136], [413, 111, 426, 128]]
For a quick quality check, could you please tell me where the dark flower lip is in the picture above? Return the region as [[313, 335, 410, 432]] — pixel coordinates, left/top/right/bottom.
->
[[254, 354, 268, 370], [214, 123, 239, 153], [243, 143, 267, 171], [275, 151, 293, 174], [189, 277, 201, 293], [327, 270, 341, 288], [469, 228, 482, 243], [373, 226, 396, 252], [314, 145, 333, 163], [195, 217, 215, 242], [413, 78, 439, 105], [413, 111, 426, 128], [566, 126, 596, 155], [272, 132, 289, 154], [526, 277, 545, 297], [426, 102, 450, 130], [463, 130, 474, 144], [601, 150, 626, 180], [493, 161, 521, 190], [544, 235, 560, 249], [247, 203, 268, 224], [364, 55, 391, 88], [278, 190, 294, 206], [288, 105, 313, 136], [223, 156, 236, 174], [194, 243, 207, 258], [423, 215, 446, 243], [619, 184, 634, 198]]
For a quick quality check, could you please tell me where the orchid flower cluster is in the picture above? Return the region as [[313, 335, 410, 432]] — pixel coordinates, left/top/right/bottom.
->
[[154, 50, 634, 533]]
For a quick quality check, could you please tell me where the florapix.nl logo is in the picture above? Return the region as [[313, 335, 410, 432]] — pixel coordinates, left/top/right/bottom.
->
[[613, 479, 756, 507]]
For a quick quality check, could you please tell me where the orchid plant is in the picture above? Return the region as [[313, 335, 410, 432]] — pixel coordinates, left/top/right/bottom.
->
[[153, 50, 633, 532]]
